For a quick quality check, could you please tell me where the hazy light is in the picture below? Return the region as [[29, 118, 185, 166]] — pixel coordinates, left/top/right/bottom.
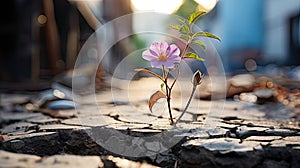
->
[[245, 59, 257, 71], [131, 0, 183, 14], [37, 15, 47, 25], [53, 89, 65, 99], [195, 0, 218, 12]]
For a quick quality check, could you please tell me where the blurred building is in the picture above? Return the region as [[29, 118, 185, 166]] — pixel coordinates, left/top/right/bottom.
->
[[0, 0, 299, 85], [208, 0, 300, 73], [0, 0, 97, 84]]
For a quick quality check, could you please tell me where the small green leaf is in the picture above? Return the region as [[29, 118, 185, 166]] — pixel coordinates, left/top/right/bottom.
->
[[176, 17, 186, 24], [180, 34, 190, 41], [169, 25, 181, 31], [188, 11, 206, 24], [179, 24, 190, 34], [192, 40, 206, 50], [185, 52, 205, 61], [176, 17, 190, 28], [194, 32, 221, 41]]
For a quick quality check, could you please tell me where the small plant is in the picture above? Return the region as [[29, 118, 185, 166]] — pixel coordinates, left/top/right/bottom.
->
[[136, 11, 220, 125]]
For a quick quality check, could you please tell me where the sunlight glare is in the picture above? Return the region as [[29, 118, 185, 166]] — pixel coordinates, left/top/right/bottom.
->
[[131, 0, 183, 14], [195, 0, 218, 12]]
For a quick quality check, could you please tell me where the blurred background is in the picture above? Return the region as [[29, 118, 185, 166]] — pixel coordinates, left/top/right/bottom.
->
[[0, 0, 299, 90]]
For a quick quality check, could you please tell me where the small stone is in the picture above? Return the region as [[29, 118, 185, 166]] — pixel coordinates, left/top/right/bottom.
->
[[227, 74, 256, 98], [47, 100, 76, 110], [184, 138, 262, 153], [230, 74, 256, 88], [254, 89, 274, 99], [207, 127, 227, 137], [239, 93, 257, 103]]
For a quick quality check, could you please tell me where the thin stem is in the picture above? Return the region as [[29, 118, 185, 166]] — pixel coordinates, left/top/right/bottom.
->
[[166, 39, 192, 125], [167, 94, 173, 124], [174, 85, 197, 125], [163, 35, 194, 125], [180, 38, 192, 59], [164, 74, 174, 124], [162, 65, 166, 79]]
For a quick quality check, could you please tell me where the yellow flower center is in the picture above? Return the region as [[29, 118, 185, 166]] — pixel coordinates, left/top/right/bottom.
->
[[157, 53, 168, 61]]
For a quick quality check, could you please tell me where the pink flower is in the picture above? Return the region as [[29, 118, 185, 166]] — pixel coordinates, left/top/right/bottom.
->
[[142, 41, 181, 69]]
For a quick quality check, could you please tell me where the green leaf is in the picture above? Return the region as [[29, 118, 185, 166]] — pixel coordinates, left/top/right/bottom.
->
[[192, 40, 206, 50], [194, 32, 221, 41], [179, 24, 191, 34], [185, 52, 205, 61], [175, 17, 190, 28], [169, 25, 181, 31], [188, 11, 206, 24], [180, 34, 190, 41], [172, 17, 192, 35], [176, 17, 186, 24]]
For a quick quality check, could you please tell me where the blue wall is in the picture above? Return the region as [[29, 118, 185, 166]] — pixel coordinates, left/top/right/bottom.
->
[[219, 0, 264, 71]]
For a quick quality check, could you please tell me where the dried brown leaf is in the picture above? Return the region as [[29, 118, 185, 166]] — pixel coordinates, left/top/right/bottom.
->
[[148, 91, 166, 113]]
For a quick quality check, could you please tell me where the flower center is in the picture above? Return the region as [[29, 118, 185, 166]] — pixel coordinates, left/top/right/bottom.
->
[[157, 53, 168, 61]]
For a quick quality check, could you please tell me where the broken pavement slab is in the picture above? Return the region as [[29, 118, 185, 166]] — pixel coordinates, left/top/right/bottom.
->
[[180, 137, 300, 168], [2, 132, 60, 156]]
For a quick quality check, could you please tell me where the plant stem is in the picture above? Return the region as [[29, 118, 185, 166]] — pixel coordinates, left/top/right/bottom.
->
[[167, 92, 173, 125], [167, 39, 192, 125], [164, 75, 174, 125], [162, 66, 166, 79], [180, 38, 192, 59], [174, 85, 197, 125], [163, 35, 195, 125]]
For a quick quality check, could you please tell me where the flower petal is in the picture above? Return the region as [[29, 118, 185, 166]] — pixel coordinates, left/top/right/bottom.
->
[[166, 45, 171, 56], [168, 44, 180, 56], [143, 54, 157, 61], [168, 53, 180, 59], [160, 41, 169, 54], [142, 50, 157, 61], [150, 60, 163, 68], [149, 49, 158, 56], [143, 41, 181, 69], [149, 42, 160, 55], [162, 61, 175, 68], [168, 55, 181, 63]]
